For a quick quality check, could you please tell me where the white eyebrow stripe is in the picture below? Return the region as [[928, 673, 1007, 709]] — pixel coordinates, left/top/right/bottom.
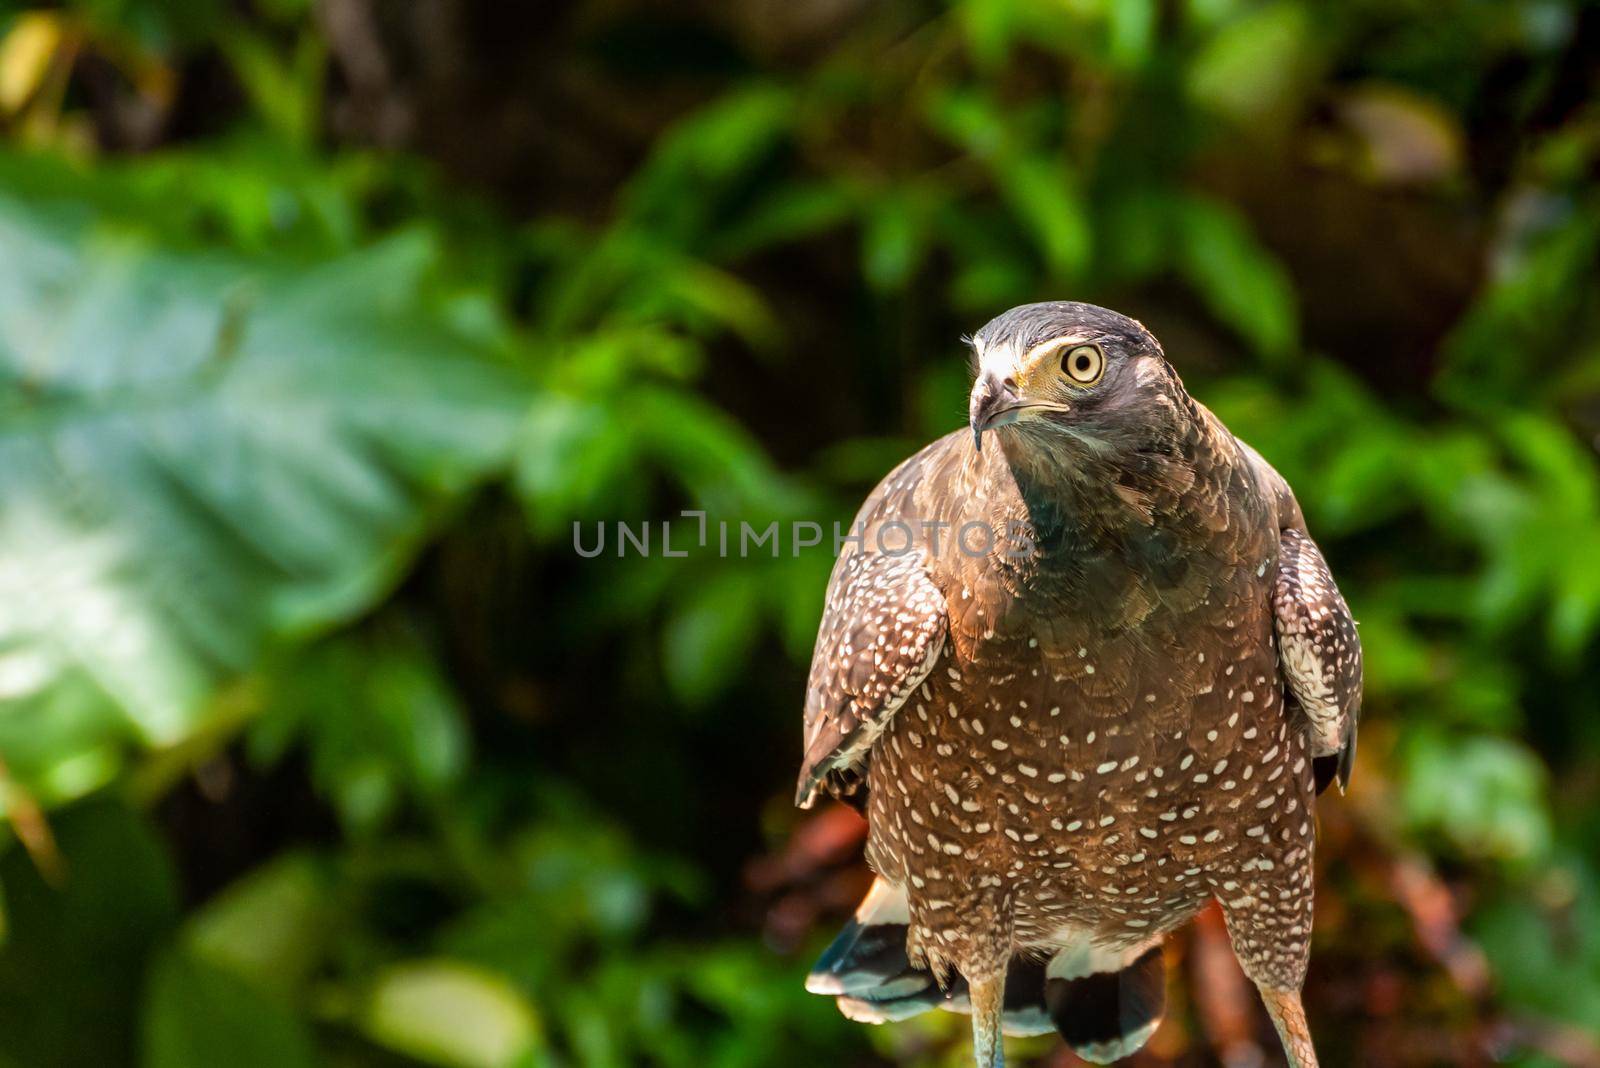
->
[[1022, 335, 1095, 365]]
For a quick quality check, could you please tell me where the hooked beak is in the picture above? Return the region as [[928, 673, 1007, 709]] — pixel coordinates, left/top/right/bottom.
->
[[969, 372, 1022, 452]]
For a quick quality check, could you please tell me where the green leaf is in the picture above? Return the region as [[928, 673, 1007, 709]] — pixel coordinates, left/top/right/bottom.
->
[[515, 395, 641, 537], [996, 156, 1091, 280], [73, 0, 226, 51], [619, 84, 796, 248], [142, 948, 319, 1068], [218, 25, 325, 149], [662, 569, 763, 706], [924, 88, 1089, 279], [1188, 2, 1316, 124], [956, 0, 1025, 68], [1104, 0, 1158, 69], [1399, 730, 1552, 863], [361, 960, 542, 1068], [1174, 195, 1297, 358], [185, 854, 334, 996], [861, 193, 927, 291], [248, 628, 470, 836], [1472, 860, 1600, 1033], [712, 179, 857, 258], [0, 799, 180, 1067], [0, 181, 528, 808], [1439, 201, 1600, 410]]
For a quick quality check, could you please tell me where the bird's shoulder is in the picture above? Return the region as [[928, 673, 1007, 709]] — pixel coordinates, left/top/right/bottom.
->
[[844, 429, 975, 534], [1191, 402, 1304, 534]]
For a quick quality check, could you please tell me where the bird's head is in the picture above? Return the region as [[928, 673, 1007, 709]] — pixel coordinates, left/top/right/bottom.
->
[[967, 301, 1186, 458]]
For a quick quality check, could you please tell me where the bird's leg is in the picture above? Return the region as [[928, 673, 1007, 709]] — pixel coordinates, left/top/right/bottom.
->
[[968, 967, 1006, 1068], [1257, 985, 1319, 1068]]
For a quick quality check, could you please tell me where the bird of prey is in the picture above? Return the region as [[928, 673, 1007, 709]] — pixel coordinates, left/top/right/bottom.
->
[[795, 303, 1360, 1068]]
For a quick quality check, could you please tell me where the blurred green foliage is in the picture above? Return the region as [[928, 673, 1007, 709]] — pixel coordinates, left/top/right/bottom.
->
[[0, 0, 1598, 1065]]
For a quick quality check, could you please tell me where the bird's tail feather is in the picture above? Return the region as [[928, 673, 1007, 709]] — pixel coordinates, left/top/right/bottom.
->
[[1044, 943, 1166, 1063], [805, 879, 1053, 1035], [804, 878, 925, 1000], [807, 880, 1166, 1061]]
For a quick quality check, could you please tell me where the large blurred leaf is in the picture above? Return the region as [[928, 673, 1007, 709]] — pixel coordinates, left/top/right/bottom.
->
[[0, 182, 530, 807], [0, 799, 179, 1067], [142, 948, 319, 1068]]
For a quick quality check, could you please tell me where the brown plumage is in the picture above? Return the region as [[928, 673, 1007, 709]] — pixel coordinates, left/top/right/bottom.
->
[[797, 303, 1360, 1067]]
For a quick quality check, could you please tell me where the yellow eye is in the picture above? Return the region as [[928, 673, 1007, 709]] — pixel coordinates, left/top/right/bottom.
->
[[1062, 344, 1104, 385]]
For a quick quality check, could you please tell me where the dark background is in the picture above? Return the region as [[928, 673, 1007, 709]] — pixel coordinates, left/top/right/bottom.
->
[[0, 0, 1598, 1065]]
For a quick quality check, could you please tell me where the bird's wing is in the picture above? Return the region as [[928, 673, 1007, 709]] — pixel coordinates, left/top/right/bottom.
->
[[1239, 441, 1362, 790], [1271, 526, 1362, 791], [795, 514, 948, 810]]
